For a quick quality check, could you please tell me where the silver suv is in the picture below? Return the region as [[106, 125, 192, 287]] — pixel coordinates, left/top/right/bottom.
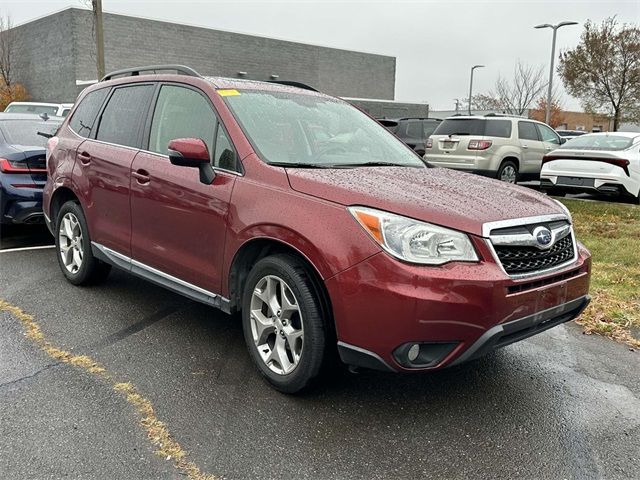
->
[[423, 114, 563, 183]]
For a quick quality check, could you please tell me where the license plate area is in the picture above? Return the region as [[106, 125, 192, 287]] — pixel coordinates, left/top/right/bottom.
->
[[558, 176, 595, 187], [442, 141, 455, 149]]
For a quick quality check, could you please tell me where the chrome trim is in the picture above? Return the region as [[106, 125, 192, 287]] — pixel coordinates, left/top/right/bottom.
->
[[490, 222, 571, 248], [91, 241, 230, 311], [481, 213, 569, 238]]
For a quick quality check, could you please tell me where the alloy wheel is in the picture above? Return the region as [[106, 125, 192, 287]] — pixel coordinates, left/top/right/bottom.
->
[[58, 212, 84, 274], [500, 165, 517, 183], [250, 275, 304, 375]]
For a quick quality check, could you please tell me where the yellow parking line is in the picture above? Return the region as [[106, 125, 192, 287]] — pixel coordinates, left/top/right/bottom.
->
[[0, 300, 216, 480]]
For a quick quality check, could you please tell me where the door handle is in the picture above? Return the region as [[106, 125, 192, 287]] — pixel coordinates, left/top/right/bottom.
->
[[132, 169, 150, 184], [522, 145, 529, 149], [78, 151, 92, 165]]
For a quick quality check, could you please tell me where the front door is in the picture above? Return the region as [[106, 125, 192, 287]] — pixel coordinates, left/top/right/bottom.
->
[[130, 84, 239, 294], [518, 121, 546, 174]]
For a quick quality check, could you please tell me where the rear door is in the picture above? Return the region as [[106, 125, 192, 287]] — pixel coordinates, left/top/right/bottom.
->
[[130, 83, 238, 294], [78, 83, 155, 256], [518, 121, 545, 173]]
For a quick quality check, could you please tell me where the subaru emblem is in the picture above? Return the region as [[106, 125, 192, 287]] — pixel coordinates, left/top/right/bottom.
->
[[533, 226, 553, 248]]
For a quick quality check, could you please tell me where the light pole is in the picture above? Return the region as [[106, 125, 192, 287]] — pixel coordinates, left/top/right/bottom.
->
[[468, 65, 484, 115], [535, 21, 578, 124]]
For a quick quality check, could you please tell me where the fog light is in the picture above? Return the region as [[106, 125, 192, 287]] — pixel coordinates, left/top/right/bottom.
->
[[407, 344, 420, 362]]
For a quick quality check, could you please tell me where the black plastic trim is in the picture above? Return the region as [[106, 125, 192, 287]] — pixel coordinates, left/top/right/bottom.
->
[[337, 341, 396, 372], [449, 295, 590, 367]]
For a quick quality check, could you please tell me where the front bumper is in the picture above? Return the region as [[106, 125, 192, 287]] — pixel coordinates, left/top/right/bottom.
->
[[326, 240, 591, 372]]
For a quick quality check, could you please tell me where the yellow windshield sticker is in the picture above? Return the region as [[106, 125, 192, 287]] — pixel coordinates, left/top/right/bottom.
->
[[218, 89, 240, 96]]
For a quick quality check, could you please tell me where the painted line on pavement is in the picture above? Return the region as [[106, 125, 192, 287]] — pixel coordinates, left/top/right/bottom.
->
[[0, 299, 217, 480]]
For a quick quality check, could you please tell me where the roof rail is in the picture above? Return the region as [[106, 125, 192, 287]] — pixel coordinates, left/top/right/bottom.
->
[[268, 80, 319, 92], [484, 112, 527, 119], [101, 65, 202, 82]]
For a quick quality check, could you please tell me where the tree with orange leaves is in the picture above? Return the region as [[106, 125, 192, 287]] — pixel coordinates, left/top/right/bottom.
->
[[530, 97, 565, 128]]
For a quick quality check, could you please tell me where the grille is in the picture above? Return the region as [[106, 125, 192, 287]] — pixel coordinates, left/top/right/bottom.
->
[[494, 234, 575, 275]]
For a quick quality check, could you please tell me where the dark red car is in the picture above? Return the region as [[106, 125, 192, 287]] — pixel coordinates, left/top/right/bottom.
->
[[44, 66, 591, 393]]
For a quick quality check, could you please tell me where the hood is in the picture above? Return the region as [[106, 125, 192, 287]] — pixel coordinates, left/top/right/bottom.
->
[[286, 166, 564, 237]]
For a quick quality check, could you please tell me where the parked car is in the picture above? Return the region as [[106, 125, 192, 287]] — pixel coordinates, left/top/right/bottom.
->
[[540, 132, 640, 203], [4, 102, 73, 118], [44, 65, 591, 393], [378, 117, 441, 156], [556, 129, 587, 138], [424, 114, 564, 183], [0, 113, 62, 224]]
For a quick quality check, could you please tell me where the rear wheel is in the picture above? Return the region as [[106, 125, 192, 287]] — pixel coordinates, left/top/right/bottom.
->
[[55, 201, 111, 285], [241, 254, 326, 394], [497, 160, 518, 183]]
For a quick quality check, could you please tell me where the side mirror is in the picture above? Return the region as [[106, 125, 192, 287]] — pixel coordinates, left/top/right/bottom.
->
[[168, 138, 215, 184], [559, 137, 567, 144]]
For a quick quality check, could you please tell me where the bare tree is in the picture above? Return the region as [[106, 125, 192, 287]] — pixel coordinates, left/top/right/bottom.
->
[[558, 17, 640, 131], [492, 61, 547, 115], [0, 13, 14, 87]]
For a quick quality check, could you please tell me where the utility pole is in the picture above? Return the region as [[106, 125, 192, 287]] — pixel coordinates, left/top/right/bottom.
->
[[535, 21, 578, 124], [94, 0, 105, 79]]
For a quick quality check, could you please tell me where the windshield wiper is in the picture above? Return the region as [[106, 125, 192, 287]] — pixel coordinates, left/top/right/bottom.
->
[[267, 162, 332, 168], [331, 161, 419, 168]]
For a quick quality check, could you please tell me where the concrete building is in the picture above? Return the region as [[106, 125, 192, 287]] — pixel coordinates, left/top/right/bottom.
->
[[7, 7, 426, 117]]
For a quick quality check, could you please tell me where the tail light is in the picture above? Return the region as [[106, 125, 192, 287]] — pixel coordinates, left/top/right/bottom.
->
[[425, 138, 433, 149], [542, 155, 630, 176], [46, 136, 59, 167], [0, 158, 47, 174], [468, 139, 492, 150]]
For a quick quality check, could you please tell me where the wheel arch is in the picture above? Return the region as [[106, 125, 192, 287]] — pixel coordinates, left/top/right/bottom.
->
[[227, 237, 335, 336]]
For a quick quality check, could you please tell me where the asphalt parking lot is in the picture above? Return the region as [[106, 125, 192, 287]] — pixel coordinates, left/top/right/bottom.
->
[[1, 223, 639, 480]]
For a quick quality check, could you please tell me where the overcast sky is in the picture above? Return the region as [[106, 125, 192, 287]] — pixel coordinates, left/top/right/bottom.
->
[[4, 0, 639, 110]]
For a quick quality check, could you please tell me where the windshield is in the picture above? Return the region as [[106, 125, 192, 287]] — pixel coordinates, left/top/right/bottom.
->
[[560, 134, 636, 151], [5, 104, 59, 116], [222, 90, 425, 168], [0, 120, 61, 147]]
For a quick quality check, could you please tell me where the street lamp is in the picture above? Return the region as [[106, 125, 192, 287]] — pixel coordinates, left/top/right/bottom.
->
[[468, 65, 484, 115], [535, 21, 578, 124]]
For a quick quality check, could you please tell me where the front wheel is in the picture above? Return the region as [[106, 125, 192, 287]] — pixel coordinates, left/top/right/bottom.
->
[[241, 254, 326, 394], [497, 160, 518, 184], [55, 201, 111, 285]]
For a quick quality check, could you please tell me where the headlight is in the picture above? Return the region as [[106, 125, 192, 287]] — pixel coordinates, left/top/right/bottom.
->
[[348, 206, 479, 265]]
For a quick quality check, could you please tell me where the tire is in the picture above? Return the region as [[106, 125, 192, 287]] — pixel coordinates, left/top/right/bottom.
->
[[241, 254, 326, 394], [55, 200, 111, 285], [497, 160, 518, 184]]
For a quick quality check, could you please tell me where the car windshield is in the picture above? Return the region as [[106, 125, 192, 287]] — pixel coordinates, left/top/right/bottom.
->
[[0, 120, 61, 147], [560, 134, 636, 151], [5, 104, 59, 116], [221, 90, 425, 168], [432, 118, 485, 136]]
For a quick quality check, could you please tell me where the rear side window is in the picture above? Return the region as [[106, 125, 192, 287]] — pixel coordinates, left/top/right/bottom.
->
[[148, 85, 216, 156], [69, 88, 109, 138], [433, 119, 485, 136], [518, 121, 539, 141], [484, 120, 512, 138], [96, 85, 154, 148]]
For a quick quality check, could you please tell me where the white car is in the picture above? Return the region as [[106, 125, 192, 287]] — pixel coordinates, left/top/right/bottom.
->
[[4, 102, 73, 117], [540, 132, 640, 203]]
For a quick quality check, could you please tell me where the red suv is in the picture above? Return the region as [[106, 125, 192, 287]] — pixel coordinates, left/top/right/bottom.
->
[[44, 65, 591, 393]]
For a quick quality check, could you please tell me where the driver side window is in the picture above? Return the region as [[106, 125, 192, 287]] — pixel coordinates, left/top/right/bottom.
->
[[148, 85, 216, 157]]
